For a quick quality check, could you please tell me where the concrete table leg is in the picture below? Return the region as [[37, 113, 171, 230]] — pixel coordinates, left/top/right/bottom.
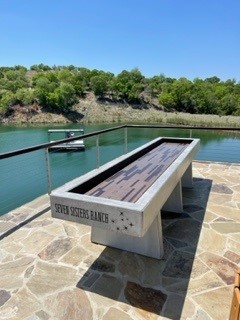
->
[[162, 180, 183, 213], [182, 163, 193, 188], [91, 213, 164, 259]]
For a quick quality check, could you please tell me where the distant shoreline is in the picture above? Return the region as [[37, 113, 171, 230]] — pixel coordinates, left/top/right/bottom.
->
[[1, 102, 240, 129]]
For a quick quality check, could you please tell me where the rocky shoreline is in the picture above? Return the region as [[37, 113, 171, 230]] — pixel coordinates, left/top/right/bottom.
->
[[1, 94, 240, 128]]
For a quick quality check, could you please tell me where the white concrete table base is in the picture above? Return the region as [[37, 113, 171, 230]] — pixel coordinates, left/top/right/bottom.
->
[[91, 213, 164, 259], [91, 177, 187, 259], [50, 138, 200, 259]]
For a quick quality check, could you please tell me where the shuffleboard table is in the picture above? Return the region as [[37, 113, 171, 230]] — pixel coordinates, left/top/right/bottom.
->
[[50, 137, 200, 259]]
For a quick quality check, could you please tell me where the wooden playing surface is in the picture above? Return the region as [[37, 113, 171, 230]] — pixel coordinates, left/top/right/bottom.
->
[[85, 142, 188, 203]]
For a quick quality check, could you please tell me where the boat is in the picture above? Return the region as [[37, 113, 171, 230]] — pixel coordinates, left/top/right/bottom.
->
[[48, 129, 85, 151]]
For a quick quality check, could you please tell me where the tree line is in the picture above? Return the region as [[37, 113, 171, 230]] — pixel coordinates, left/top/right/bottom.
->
[[0, 64, 240, 116]]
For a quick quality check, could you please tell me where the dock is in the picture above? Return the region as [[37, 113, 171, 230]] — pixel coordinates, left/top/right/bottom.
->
[[0, 161, 239, 319]]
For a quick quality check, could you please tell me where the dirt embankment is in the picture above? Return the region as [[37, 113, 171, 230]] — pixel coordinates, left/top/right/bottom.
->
[[1, 93, 240, 128], [1, 93, 164, 124]]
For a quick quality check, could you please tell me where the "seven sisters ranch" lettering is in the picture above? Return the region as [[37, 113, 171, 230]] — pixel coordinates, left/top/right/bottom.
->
[[54, 203, 109, 224]]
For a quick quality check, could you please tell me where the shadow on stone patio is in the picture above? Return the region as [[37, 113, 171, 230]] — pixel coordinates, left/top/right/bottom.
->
[[76, 177, 212, 319]]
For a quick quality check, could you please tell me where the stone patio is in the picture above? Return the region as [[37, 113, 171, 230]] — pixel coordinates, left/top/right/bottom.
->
[[0, 161, 239, 320]]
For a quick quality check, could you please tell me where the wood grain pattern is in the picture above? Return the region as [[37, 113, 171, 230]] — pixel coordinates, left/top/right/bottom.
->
[[85, 142, 188, 203]]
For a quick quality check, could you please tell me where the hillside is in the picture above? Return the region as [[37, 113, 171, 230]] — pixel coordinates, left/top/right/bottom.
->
[[1, 65, 240, 124], [1, 92, 240, 128], [0, 92, 161, 124]]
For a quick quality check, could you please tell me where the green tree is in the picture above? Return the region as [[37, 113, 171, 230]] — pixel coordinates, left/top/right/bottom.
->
[[30, 64, 51, 71], [0, 91, 16, 113], [73, 67, 92, 92], [33, 75, 57, 106], [111, 68, 145, 102], [90, 71, 114, 97], [47, 83, 78, 111], [146, 74, 166, 98], [168, 78, 195, 113], [14, 88, 35, 105], [1, 69, 29, 93], [204, 76, 220, 84], [220, 94, 239, 115], [158, 92, 175, 110]]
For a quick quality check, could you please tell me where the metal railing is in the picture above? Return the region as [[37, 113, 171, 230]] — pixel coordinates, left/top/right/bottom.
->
[[0, 124, 239, 216]]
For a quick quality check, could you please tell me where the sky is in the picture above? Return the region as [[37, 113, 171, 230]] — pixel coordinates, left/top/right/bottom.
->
[[0, 0, 239, 81]]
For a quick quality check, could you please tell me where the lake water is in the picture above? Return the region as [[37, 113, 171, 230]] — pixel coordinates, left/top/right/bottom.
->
[[0, 124, 239, 215]]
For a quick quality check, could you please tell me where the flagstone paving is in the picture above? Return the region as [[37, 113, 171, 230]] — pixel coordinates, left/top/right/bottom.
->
[[0, 161, 239, 319]]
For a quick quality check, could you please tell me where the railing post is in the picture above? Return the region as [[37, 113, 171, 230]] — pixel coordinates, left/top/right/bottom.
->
[[124, 127, 128, 154], [96, 135, 100, 168], [190, 129, 192, 138], [45, 148, 52, 194]]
